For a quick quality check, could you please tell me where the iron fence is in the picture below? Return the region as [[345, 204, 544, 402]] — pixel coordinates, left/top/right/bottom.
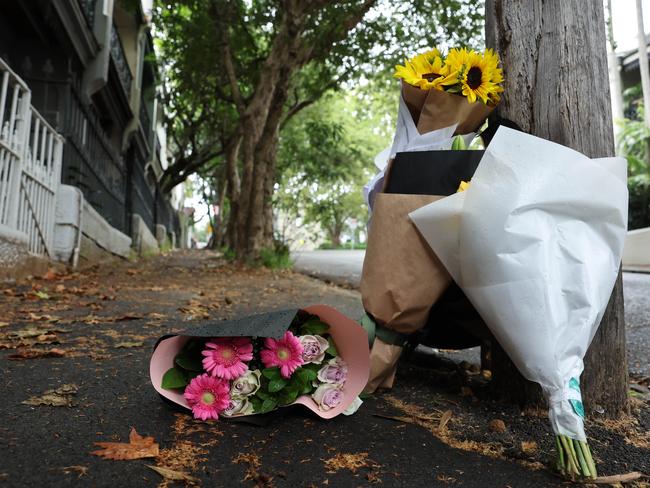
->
[[61, 85, 127, 232]]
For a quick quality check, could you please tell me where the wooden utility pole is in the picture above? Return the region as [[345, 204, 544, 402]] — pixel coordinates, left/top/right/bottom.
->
[[485, 0, 628, 418]]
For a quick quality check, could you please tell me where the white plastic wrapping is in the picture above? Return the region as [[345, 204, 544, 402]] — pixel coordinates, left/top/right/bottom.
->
[[363, 94, 475, 213], [410, 127, 628, 440]]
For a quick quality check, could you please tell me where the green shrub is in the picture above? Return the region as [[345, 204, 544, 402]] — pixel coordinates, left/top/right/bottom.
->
[[629, 177, 650, 230], [259, 241, 293, 269]]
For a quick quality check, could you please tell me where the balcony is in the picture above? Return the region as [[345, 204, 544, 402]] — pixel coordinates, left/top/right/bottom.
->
[[78, 0, 97, 29], [110, 23, 132, 101], [139, 96, 152, 141]]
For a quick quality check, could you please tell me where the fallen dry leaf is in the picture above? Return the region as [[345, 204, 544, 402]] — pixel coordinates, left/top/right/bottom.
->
[[26, 313, 59, 322], [324, 453, 374, 474], [147, 465, 198, 483], [488, 419, 506, 433], [60, 465, 88, 478], [8, 348, 67, 360], [23, 384, 78, 407], [114, 341, 144, 348], [43, 269, 59, 281], [91, 428, 159, 460], [436, 473, 457, 484], [114, 314, 143, 322], [438, 410, 453, 431], [520, 440, 538, 455], [233, 452, 274, 486]]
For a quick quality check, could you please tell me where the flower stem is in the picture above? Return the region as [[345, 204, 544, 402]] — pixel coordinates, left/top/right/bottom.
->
[[578, 440, 598, 478], [554, 435, 597, 480], [573, 439, 590, 478]]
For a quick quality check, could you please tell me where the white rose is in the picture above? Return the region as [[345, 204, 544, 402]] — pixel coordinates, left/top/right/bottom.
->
[[230, 370, 261, 399], [222, 397, 255, 417], [311, 383, 344, 412], [317, 356, 348, 384], [298, 334, 330, 364]]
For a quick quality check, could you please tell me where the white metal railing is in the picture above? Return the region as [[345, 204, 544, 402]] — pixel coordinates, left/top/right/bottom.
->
[[0, 57, 64, 257]]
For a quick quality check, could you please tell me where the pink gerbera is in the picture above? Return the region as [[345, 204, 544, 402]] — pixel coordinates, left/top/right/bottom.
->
[[260, 331, 304, 378], [202, 337, 253, 380], [183, 374, 230, 421]]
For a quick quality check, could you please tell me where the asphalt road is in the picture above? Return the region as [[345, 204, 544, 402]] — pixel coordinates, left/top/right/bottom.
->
[[292, 250, 365, 288], [293, 250, 650, 376], [0, 251, 572, 487]]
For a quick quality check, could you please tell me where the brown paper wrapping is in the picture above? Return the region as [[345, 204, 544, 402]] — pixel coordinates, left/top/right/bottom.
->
[[360, 193, 452, 335], [363, 338, 403, 394], [401, 81, 494, 135]]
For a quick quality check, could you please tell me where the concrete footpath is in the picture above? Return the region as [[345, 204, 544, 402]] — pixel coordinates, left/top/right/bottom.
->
[[0, 250, 647, 487]]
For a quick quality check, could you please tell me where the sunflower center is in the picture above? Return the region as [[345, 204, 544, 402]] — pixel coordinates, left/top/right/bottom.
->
[[277, 348, 289, 361], [421, 72, 440, 82], [201, 392, 216, 405], [466, 67, 482, 89]]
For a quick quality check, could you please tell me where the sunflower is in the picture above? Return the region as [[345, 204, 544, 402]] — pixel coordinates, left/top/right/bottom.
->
[[394, 48, 448, 90], [443, 48, 503, 105]]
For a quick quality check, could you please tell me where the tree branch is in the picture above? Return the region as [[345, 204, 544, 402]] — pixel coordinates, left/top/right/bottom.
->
[[299, 0, 377, 65], [210, 0, 245, 114], [280, 99, 317, 129]]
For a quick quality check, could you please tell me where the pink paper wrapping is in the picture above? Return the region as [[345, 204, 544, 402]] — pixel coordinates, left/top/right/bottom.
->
[[149, 304, 370, 419]]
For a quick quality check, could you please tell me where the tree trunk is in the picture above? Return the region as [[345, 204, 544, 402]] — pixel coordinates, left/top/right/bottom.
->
[[263, 139, 278, 245], [485, 0, 628, 417], [329, 231, 341, 248], [211, 170, 228, 248], [225, 134, 242, 251]]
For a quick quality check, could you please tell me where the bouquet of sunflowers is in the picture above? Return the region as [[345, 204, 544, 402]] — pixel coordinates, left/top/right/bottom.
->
[[361, 47, 503, 393], [393, 47, 503, 136], [395, 47, 503, 104]]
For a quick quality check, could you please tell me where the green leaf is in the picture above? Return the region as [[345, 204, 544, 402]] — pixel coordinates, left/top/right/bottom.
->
[[268, 378, 288, 393], [278, 387, 300, 405], [301, 383, 313, 395], [161, 367, 187, 389], [451, 135, 467, 150], [300, 318, 330, 336], [262, 367, 282, 380], [260, 398, 278, 413], [250, 396, 263, 412], [256, 390, 272, 401], [326, 336, 338, 357], [175, 351, 204, 372], [296, 368, 317, 383], [304, 363, 322, 373]]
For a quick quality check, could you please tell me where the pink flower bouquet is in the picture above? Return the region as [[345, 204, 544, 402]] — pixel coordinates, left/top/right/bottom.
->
[[149, 305, 369, 420]]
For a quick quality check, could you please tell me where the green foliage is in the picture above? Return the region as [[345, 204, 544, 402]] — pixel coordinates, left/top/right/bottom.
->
[[617, 109, 650, 181], [616, 103, 650, 229], [299, 318, 330, 336], [318, 241, 367, 250], [628, 177, 650, 230], [259, 241, 293, 269], [326, 336, 338, 357], [154, 0, 485, 185], [275, 89, 389, 244], [161, 367, 188, 389]]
